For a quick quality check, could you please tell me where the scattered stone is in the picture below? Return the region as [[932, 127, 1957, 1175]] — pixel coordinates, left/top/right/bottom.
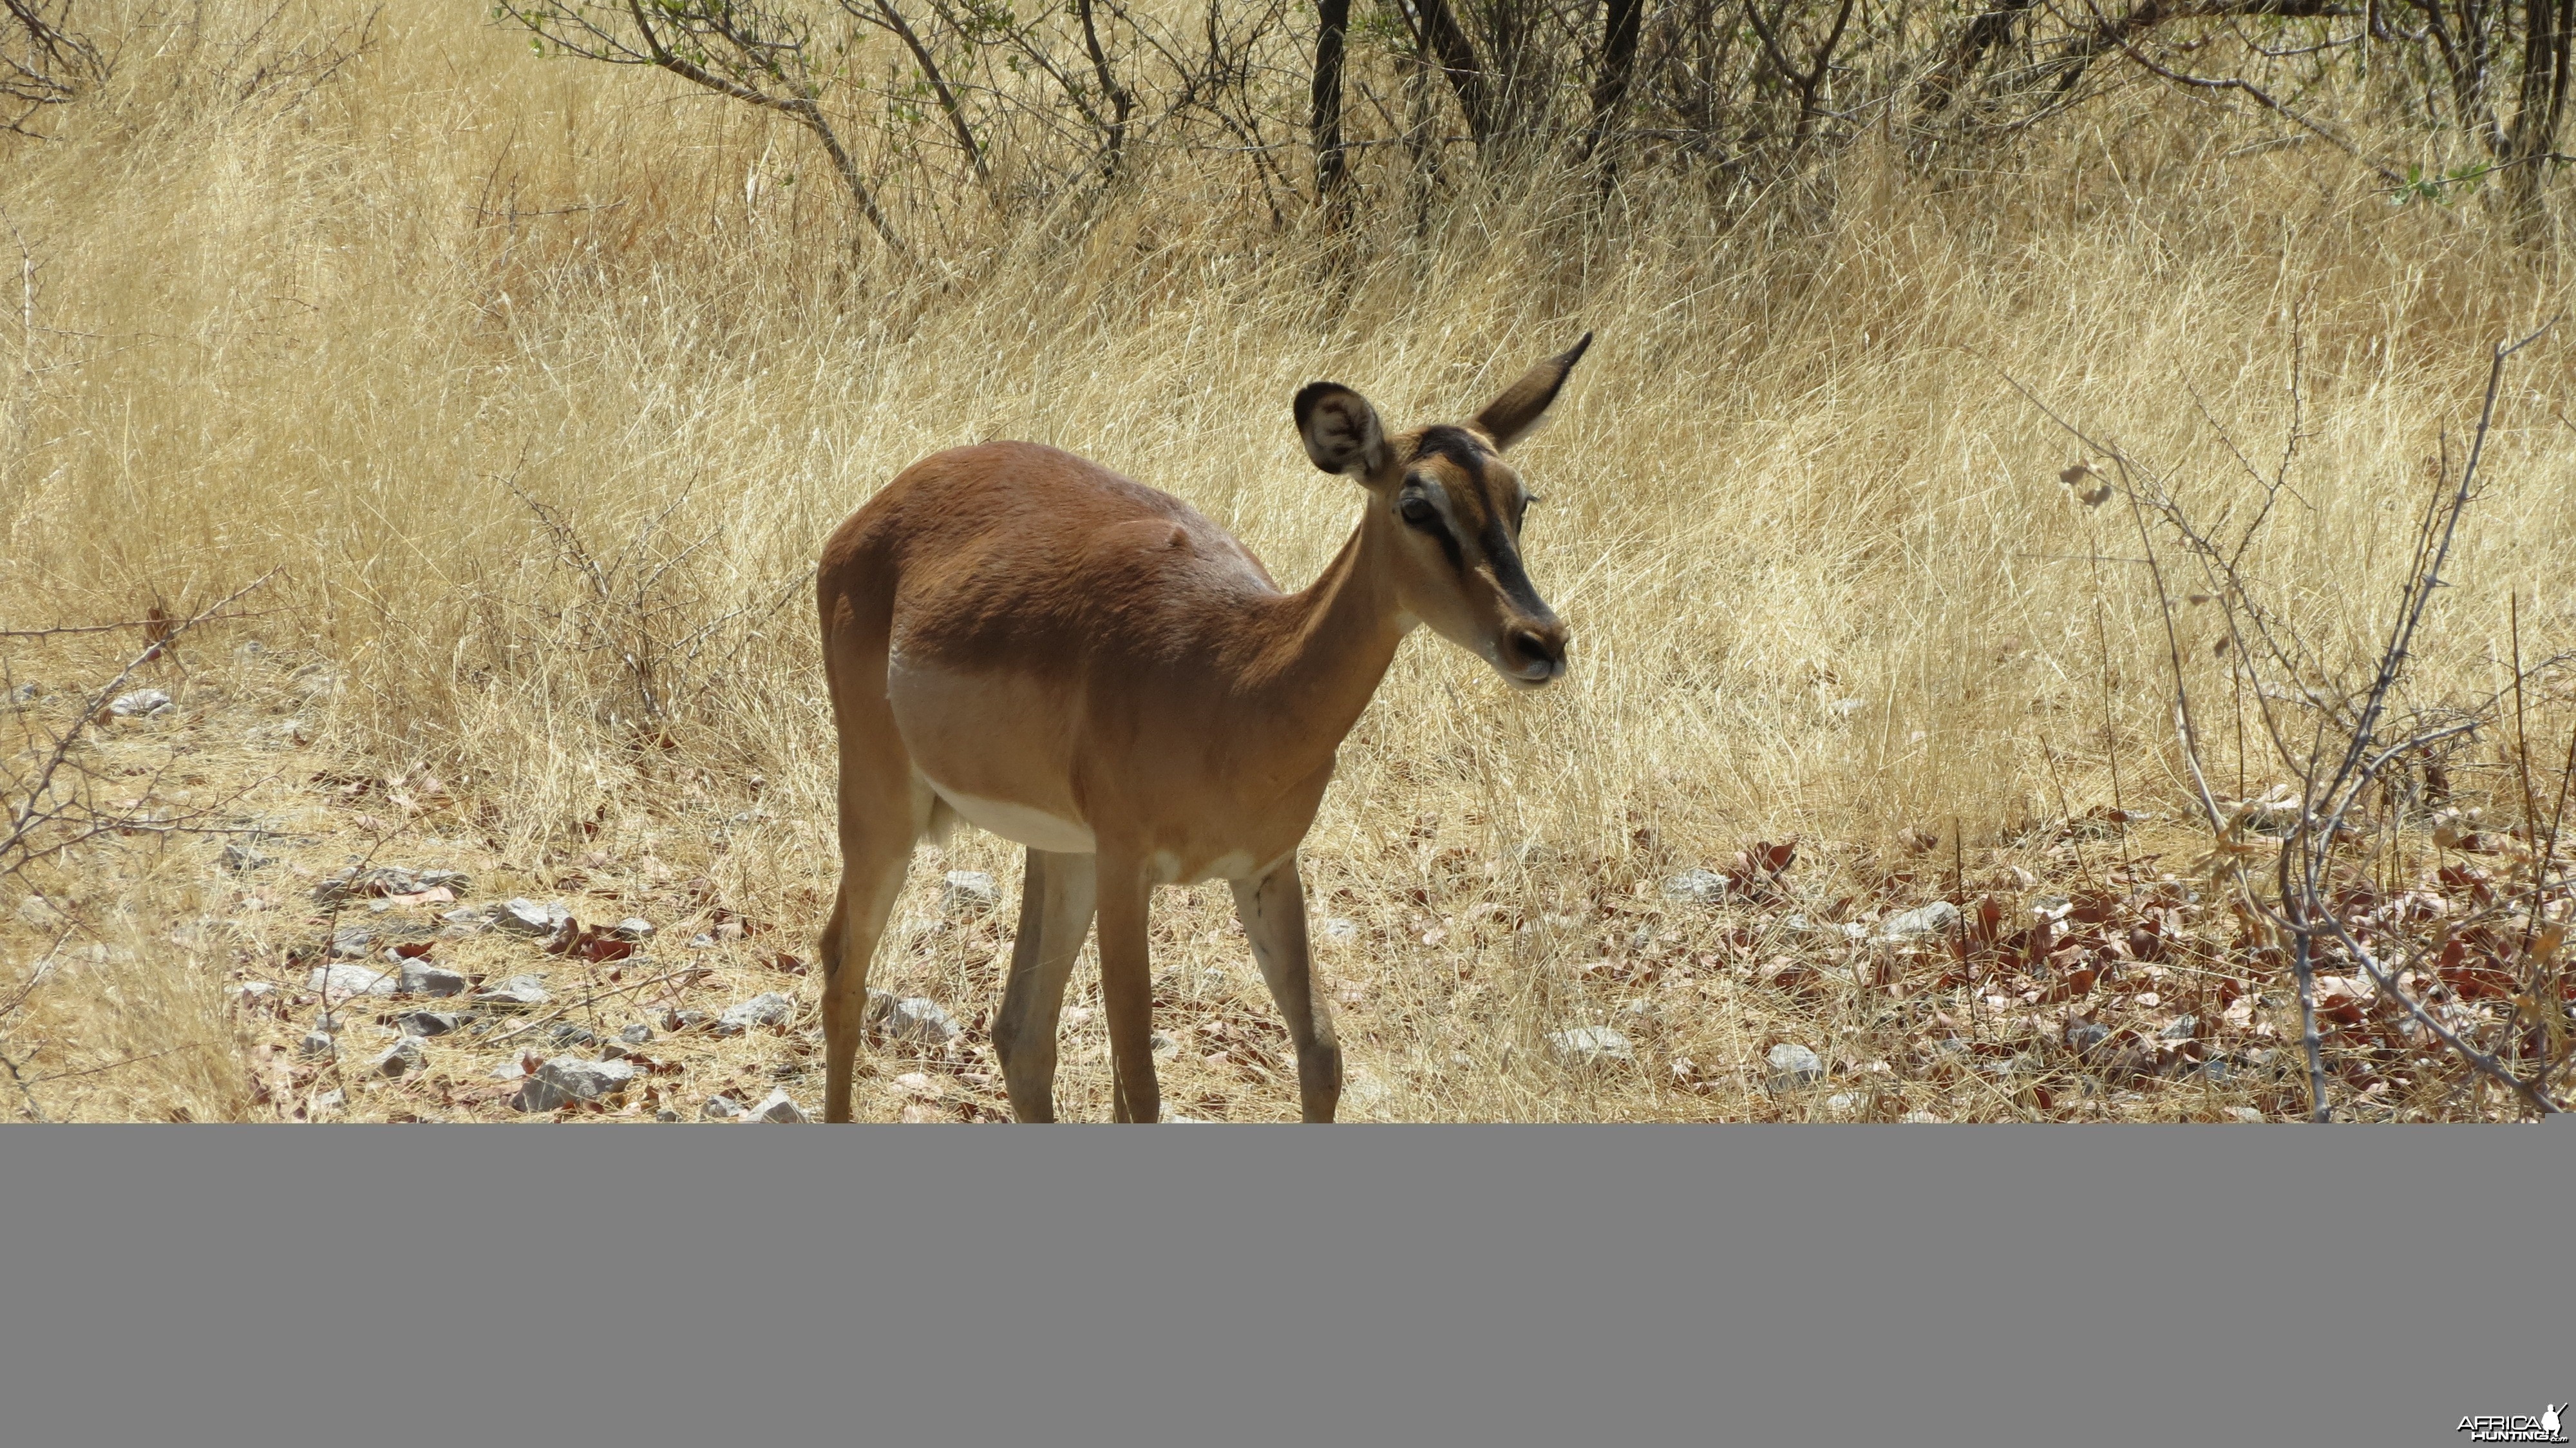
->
[[876, 996, 957, 1045], [515, 1056, 638, 1112], [715, 992, 796, 1037], [219, 843, 275, 873], [687, 933, 717, 950], [620, 1023, 654, 1045], [245, 718, 308, 749], [473, 975, 550, 1008], [308, 962, 394, 999], [672, 1009, 713, 1032], [314, 866, 473, 906], [701, 1094, 745, 1121], [600, 1039, 632, 1061], [309, 1089, 346, 1117], [1318, 917, 1361, 943], [2230, 1107, 2266, 1123], [941, 870, 999, 914], [549, 1023, 599, 1046], [328, 927, 374, 960], [610, 917, 656, 942], [750, 1089, 808, 1123], [1876, 900, 1961, 942], [2158, 1015, 2199, 1042], [396, 1011, 464, 1038], [1546, 1025, 1636, 1068], [1661, 868, 1729, 904], [495, 898, 573, 936], [1764, 1042, 1826, 1089], [654, 1110, 680, 1123], [437, 906, 495, 939], [489, 1051, 542, 1080], [298, 1029, 337, 1059], [396, 959, 469, 998], [109, 689, 173, 718], [2066, 1022, 2110, 1056], [373, 1038, 427, 1078]]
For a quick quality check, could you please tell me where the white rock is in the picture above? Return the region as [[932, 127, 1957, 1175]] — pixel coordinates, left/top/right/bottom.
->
[[1875, 900, 1960, 942], [611, 917, 656, 941], [1765, 1043, 1826, 1089], [395, 1011, 464, 1038], [878, 996, 958, 1045], [701, 1094, 745, 1120], [750, 1089, 808, 1123], [308, 963, 393, 1000], [297, 1030, 337, 1059], [515, 1056, 638, 1111], [373, 1038, 427, 1078], [1546, 1025, 1635, 1067], [495, 898, 571, 936], [397, 960, 470, 998], [109, 689, 173, 718], [2229, 1107, 2265, 1123], [1661, 868, 1729, 904], [715, 992, 796, 1036], [941, 870, 999, 914], [474, 975, 551, 1007]]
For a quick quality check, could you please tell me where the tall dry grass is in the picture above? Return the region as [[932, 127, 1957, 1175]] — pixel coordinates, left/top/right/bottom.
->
[[3, 0, 2571, 1120]]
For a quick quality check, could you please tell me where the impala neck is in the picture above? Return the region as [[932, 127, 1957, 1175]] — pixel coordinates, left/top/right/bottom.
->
[[1245, 506, 1413, 790]]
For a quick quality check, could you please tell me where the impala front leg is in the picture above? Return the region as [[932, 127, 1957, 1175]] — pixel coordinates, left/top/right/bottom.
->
[[1232, 859, 1341, 1122], [1094, 855, 1163, 1123]]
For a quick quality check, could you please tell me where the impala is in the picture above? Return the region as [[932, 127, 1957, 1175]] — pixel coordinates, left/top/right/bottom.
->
[[814, 334, 1591, 1121]]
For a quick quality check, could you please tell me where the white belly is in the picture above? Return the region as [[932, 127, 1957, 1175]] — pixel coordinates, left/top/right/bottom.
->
[[929, 783, 1097, 854]]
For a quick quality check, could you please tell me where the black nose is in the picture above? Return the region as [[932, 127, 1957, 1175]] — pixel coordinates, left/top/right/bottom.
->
[[1503, 622, 1567, 680]]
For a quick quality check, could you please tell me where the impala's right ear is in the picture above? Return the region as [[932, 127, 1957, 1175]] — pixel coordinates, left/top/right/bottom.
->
[[1294, 382, 1387, 477]]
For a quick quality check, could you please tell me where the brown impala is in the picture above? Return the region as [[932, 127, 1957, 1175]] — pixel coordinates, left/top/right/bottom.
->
[[813, 335, 1591, 1122]]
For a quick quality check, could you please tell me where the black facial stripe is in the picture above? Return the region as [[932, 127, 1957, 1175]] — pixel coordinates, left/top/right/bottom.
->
[[1412, 426, 1490, 482], [1480, 520, 1555, 621]]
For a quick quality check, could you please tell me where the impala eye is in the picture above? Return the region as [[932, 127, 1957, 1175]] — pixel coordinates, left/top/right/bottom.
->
[[1399, 495, 1439, 528]]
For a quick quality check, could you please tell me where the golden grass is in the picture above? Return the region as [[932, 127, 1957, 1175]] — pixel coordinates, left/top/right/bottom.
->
[[3, 0, 2571, 1121]]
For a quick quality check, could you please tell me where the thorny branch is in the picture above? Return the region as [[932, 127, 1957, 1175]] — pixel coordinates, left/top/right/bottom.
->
[[2021, 325, 2566, 1120]]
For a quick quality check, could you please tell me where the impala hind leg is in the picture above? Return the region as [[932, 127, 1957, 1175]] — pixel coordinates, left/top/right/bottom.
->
[[820, 772, 934, 1123], [1232, 861, 1341, 1122], [990, 848, 1097, 1122], [1094, 858, 1162, 1123]]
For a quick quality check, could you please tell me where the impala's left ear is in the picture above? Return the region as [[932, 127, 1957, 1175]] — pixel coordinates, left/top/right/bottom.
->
[[1474, 331, 1593, 450]]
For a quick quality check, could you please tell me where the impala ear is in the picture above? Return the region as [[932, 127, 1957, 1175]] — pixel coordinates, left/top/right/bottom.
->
[[1474, 331, 1593, 450], [1293, 382, 1387, 477]]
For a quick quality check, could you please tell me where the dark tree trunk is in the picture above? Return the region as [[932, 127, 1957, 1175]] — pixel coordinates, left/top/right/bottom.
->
[[1312, 0, 1353, 214], [1584, 0, 1645, 162], [1403, 0, 1493, 148]]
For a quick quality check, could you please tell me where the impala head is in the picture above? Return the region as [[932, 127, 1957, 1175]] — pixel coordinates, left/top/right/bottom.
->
[[1293, 332, 1590, 689]]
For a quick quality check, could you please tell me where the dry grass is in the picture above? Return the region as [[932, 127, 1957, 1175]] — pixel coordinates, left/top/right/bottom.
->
[[4, 0, 2572, 1122]]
